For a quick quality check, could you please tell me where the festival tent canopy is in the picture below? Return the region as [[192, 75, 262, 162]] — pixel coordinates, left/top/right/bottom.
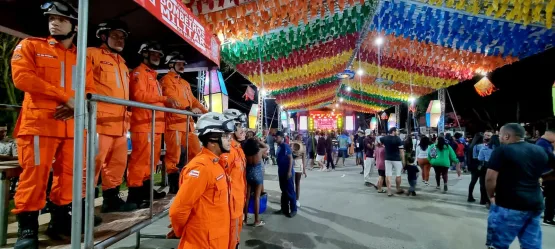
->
[[199, 0, 554, 113]]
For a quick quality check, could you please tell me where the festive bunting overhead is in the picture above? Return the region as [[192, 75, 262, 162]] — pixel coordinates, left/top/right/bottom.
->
[[217, 0, 554, 113]]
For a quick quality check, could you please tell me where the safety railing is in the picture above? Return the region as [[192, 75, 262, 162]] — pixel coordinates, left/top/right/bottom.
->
[[83, 93, 200, 249]]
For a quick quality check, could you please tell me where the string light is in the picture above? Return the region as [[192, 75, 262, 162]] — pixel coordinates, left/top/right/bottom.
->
[[375, 37, 384, 46]]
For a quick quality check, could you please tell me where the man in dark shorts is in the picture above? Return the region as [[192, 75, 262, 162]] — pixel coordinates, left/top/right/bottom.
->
[[485, 123, 555, 249]]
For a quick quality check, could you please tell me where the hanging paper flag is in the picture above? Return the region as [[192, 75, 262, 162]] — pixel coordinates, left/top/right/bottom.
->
[[380, 112, 388, 120], [474, 77, 496, 97], [243, 85, 256, 101]]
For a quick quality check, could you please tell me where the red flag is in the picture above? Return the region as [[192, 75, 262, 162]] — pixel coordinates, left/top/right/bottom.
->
[[243, 85, 255, 101]]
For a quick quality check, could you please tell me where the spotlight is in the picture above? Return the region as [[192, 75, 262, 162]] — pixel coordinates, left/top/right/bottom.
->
[[346, 86, 352, 92], [356, 69, 364, 75], [375, 37, 384, 46]]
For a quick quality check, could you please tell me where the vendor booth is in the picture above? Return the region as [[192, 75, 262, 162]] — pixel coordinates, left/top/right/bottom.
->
[[0, 0, 220, 248], [296, 109, 356, 133]]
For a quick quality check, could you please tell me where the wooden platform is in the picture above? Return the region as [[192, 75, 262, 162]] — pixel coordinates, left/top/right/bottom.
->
[[2, 193, 174, 249]]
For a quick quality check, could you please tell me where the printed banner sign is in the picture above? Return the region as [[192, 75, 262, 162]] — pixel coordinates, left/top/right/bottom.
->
[[314, 118, 337, 130], [134, 0, 220, 66]]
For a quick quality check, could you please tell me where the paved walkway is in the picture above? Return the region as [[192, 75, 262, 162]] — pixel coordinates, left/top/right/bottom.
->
[[111, 159, 555, 249]]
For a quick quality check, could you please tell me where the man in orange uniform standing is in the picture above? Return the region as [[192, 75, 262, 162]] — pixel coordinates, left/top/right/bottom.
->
[[85, 19, 137, 212], [222, 109, 247, 249], [161, 51, 207, 194], [126, 41, 179, 208], [10, 1, 99, 248], [169, 112, 234, 249]]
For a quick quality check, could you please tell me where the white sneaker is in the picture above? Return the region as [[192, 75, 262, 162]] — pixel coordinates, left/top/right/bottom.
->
[[296, 200, 301, 208]]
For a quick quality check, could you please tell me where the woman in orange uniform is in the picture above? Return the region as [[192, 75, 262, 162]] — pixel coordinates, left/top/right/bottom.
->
[[222, 109, 247, 249], [10, 1, 100, 248], [169, 112, 235, 249]]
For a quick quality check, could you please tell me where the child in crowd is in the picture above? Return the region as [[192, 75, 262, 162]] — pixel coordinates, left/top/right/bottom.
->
[[404, 150, 419, 196], [374, 137, 387, 193]]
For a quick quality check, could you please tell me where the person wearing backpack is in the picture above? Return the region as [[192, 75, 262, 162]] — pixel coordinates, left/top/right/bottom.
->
[[454, 133, 466, 179], [428, 135, 460, 192]]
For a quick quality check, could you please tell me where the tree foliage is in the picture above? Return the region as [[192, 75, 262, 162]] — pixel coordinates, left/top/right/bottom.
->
[[0, 33, 23, 134]]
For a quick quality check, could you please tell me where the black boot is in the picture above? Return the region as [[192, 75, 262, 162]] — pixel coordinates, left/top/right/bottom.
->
[[127, 187, 149, 209], [46, 203, 71, 239], [81, 198, 103, 228], [101, 187, 137, 213], [168, 173, 180, 195], [142, 180, 166, 200], [14, 211, 39, 249]]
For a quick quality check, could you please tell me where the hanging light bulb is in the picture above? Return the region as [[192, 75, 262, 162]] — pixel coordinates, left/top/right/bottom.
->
[[261, 89, 267, 96], [339, 98, 344, 102], [356, 69, 364, 75], [346, 86, 352, 92], [408, 96, 416, 103], [375, 37, 384, 46], [335, 103, 339, 108]]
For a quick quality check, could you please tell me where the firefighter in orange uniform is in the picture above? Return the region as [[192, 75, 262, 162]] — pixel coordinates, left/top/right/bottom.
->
[[126, 41, 179, 208], [10, 1, 100, 248], [84, 19, 137, 212], [169, 112, 234, 249], [222, 109, 247, 249], [160, 51, 208, 194]]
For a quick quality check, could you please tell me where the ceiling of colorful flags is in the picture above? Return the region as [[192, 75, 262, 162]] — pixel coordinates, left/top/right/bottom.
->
[[187, 0, 555, 113]]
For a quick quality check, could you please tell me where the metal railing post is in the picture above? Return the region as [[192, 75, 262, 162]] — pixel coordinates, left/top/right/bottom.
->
[[85, 101, 97, 248], [150, 110, 155, 219], [72, 0, 90, 247], [186, 117, 190, 164]]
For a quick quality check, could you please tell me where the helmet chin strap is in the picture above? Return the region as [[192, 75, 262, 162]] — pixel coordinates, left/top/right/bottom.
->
[[52, 22, 76, 41], [218, 137, 230, 153], [103, 36, 122, 54]]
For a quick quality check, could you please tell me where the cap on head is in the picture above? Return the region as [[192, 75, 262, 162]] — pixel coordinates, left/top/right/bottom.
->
[[42, 0, 78, 20], [96, 19, 129, 39]]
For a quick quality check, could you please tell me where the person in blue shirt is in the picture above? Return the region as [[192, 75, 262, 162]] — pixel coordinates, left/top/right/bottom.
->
[[536, 129, 555, 226], [335, 131, 351, 167], [478, 135, 500, 207], [274, 131, 297, 218]]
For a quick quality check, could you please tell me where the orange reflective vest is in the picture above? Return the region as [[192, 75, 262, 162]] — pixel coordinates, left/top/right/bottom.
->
[[87, 46, 130, 136], [170, 147, 230, 248], [160, 71, 207, 132], [11, 37, 95, 138], [221, 140, 246, 219], [129, 63, 166, 133]]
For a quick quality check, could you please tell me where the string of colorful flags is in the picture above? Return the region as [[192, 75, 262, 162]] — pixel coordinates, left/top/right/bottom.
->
[[217, 0, 554, 113]]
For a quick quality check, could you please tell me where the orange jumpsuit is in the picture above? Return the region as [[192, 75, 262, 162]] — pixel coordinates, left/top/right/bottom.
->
[[169, 148, 230, 249], [160, 71, 207, 173], [82, 46, 130, 193], [128, 63, 166, 187], [220, 140, 246, 249], [10, 37, 95, 214]]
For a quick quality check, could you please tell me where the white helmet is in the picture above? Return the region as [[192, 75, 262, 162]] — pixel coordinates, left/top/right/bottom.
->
[[165, 51, 187, 65], [223, 109, 247, 127], [196, 112, 235, 136], [365, 129, 372, 136], [138, 41, 164, 57]]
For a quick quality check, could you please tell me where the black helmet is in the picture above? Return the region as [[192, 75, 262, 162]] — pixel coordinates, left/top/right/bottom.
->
[[41, 0, 78, 20], [138, 41, 164, 57], [96, 19, 130, 39], [165, 51, 187, 65]]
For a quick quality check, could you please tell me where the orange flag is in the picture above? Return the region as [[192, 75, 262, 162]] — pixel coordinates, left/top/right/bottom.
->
[[328, 0, 334, 15]]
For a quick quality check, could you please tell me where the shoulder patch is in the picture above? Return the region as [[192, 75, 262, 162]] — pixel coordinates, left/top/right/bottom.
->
[[188, 170, 200, 178], [133, 72, 140, 76], [12, 54, 22, 61], [36, 53, 57, 59], [216, 174, 224, 181], [14, 44, 22, 51]]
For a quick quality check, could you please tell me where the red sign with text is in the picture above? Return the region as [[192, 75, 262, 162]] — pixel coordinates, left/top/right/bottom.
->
[[134, 0, 220, 66]]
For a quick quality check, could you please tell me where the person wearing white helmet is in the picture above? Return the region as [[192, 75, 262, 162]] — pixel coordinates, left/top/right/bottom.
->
[[222, 109, 248, 248], [83, 19, 137, 213], [168, 112, 234, 249], [363, 129, 376, 187], [127, 41, 179, 208], [160, 51, 208, 194]]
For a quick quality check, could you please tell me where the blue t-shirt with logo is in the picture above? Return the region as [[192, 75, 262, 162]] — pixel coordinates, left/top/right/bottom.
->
[[276, 143, 294, 175]]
